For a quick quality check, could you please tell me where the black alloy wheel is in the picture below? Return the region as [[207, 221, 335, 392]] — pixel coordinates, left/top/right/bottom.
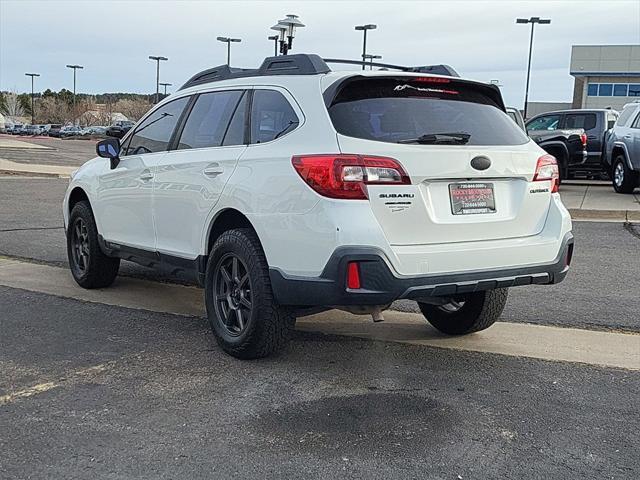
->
[[213, 253, 253, 336], [70, 217, 90, 276]]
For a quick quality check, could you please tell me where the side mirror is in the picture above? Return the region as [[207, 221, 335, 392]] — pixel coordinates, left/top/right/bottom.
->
[[96, 138, 121, 169]]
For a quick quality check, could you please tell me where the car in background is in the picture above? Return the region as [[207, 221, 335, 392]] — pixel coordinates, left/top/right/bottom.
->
[[105, 120, 135, 138], [59, 125, 83, 138], [604, 101, 640, 193], [81, 126, 108, 136], [506, 107, 526, 131], [526, 109, 618, 179], [47, 124, 64, 137], [525, 114, 587, 181], [8, 124, 23, 135], [18, 125, 40, 136]]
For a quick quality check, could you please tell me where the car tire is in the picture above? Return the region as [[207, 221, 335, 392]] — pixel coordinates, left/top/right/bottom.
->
[[418, 288, 508, 335], [67, 201, 120, 288], [204, 228, 296, 359], [612, 155, 638, 194]]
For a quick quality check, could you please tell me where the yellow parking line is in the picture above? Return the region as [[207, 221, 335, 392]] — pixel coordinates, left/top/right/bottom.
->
[[0, 362, 113, 406]]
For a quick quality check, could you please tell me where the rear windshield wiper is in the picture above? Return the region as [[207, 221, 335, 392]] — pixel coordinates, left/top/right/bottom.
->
[[397, 132, 471, 145]]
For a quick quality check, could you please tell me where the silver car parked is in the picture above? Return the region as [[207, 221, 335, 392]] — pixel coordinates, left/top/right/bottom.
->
[[605, 101, 640, 193]]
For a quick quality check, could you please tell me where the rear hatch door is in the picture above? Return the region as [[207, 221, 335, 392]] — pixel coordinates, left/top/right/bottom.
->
[[327, 75, 552, 246]]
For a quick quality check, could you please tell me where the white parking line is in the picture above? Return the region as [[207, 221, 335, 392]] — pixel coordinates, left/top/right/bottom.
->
[[1, 257, 638, 370]]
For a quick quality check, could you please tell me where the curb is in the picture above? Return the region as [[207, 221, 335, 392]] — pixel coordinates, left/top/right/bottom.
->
[[569, 208, 640, 222]]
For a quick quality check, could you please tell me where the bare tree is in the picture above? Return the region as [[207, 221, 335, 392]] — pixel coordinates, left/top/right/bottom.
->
[[1, 91, 25, 117], [115, 98, 152, 121], [34, 97, 70, 124]]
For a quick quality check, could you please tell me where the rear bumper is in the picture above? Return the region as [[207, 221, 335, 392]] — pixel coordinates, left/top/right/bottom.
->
[[270, 233, 573, 307]]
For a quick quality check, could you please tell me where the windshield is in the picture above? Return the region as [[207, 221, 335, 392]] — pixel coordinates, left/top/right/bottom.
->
[[328, 77, 528, 146]]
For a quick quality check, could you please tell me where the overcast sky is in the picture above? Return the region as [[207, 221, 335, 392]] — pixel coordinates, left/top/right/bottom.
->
[[1, 0, 639, 107]]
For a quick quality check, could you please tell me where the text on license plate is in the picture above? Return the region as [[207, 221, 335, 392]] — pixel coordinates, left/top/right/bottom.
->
[[449, 183, 496, 215]]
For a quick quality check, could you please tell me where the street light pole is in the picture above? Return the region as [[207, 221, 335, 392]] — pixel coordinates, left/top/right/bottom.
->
[[363, 54, 382, 70], [516, 16, 551, 119], [216, 37, 242, 66], [149, 56, 168, 104], [355, 24, 377, 71], [66, 64, 83, 123], [268, 35, 279, 56], [24, 73, 40, 125], [271, 14, 305, 56], [159, 82, 172, 97]]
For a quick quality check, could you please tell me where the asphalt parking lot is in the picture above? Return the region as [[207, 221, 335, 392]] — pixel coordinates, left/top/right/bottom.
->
[[1, 137, 639, 479]]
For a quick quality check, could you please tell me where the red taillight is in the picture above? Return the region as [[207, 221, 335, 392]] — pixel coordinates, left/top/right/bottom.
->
[[346, 262, 361, 289], [580, 133, 587, 147], [291, 154, 410, 200], [533, 154, 559, 193]]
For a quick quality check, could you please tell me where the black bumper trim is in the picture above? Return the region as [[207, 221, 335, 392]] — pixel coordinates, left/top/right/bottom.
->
[[269, 233, 574, 307]]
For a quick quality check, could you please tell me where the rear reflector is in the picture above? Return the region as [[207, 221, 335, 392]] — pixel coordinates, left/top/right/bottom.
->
[[533, 154, 559, 193], [292, 154, 410, 200], [346, 262, 361, 289]]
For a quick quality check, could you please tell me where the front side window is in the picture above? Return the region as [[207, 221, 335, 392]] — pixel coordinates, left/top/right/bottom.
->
[[250, 90, 299, 143], [527, 114, 561, 131], [587, 84, 598, 96], [564, 113, 597, 131], [123, 97, 189, 156], [629, 84, 640, 97], [177, 90, 245, 150]]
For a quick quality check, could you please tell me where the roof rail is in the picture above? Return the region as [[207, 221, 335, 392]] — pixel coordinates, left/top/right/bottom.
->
[[178, 54, 459, 90], [179, 54, 331, 90], [323, 58, 459, 77]]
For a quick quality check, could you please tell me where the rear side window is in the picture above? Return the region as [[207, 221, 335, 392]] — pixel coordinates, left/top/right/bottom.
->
[[250, 90, 299, 143], [123, 97, 189, 156], [328, 77, 528, 146], [177, 90, 245, 149], [564, 113, 597, 131], [527, 114, 561, 131]]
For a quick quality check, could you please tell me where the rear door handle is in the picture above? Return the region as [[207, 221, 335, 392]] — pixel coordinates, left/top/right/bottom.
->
[[139, 170, 154, 181], [203, 164, 224, 177]]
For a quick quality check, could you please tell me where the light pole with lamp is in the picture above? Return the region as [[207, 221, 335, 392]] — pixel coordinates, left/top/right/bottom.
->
[[268, 35, 279, 56], [159, 82, 172, 97], [355, 24, 377, 70], [216, 36, 241, 65], [516, 16, 551, 119], [149, 56, 168, 104], [24, 73, 40, 125], [363, 54, 382, 70], [66, 64, 83, 123], [270, 14, 305, 55]]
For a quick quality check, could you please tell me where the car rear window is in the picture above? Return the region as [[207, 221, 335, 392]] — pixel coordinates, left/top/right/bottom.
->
[[327, 77, 528, 146]]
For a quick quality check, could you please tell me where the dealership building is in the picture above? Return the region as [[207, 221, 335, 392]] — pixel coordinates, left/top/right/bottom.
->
[[570, 45, 640, 111]]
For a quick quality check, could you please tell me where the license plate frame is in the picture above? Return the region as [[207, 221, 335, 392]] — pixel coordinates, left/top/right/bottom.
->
[[449, 182, 496, 215]]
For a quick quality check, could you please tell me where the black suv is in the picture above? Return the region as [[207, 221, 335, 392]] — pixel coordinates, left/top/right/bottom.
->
[[526, 109, 618, 178]]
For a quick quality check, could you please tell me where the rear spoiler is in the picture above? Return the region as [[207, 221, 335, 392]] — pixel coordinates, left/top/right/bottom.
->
[[323, 75, 506, 112]]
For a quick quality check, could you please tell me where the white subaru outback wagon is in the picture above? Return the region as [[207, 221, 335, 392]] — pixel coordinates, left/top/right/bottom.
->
[[63, 54, 573, 359]]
